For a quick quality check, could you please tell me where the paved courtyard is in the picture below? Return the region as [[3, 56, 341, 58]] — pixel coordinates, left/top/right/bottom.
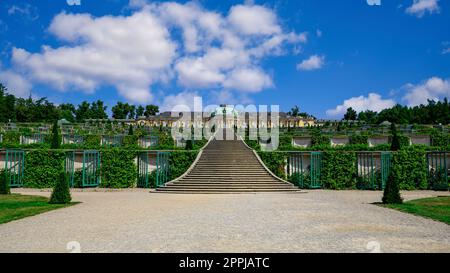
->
[[0, 189, 449, 253]]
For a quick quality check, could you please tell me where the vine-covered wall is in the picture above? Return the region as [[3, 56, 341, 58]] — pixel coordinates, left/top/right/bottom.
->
[[100, 149, 137, 188], [321, 151, 357, 190], [24, 150, 65, 188]]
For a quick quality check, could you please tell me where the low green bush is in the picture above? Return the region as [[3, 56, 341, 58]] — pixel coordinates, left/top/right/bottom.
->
[[382, 169, 403, 204], [49, 172, 72, 204], [0, 170, 10, 194]]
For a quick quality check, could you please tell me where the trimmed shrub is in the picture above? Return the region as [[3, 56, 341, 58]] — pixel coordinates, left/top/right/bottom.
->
[[321, 151, 357, 189], [49, 172, 72, 204], [390, 124, 400, 151], [51, 120, 61, 149], [392, 148, 428, 190], [185, 139, 193, 150], [382, 169, 403, 204], [128, 124, 134, 135], [100, 149, 137, 188], [24, 150, 65, 188], [0, 170, 10, 194]]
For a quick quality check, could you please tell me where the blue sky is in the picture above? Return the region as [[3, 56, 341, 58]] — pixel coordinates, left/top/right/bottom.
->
[[0, 0, 449, 118]]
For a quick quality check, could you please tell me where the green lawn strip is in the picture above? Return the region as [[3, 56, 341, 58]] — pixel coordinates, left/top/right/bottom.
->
[[382, 196, 450, 225], [0, 194, 79, 224]]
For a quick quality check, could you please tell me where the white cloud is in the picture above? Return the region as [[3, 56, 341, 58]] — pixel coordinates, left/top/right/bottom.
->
[[0, 70, 32, 97], [7, 1, 307, 102], [223, 68, 273, 92], [8, 4, 39, 21], [402, 77, 450, 106], [12, 11, 176, 103], [297, 55, 325, 71], [228, 5, 281, 36], [160, 91, 199, 112], [326, 93, 396, 117], [406, 0, 440, 17]]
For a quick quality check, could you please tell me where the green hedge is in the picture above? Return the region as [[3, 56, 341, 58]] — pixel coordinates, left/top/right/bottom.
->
[[392, 147, 428, 190], [350, 134, 368, 145], [100, 149, 137, 188], [321, 151, 357, 189], [24, 150, 65, 188], [0, 132, 21, 147], [257, 151, 287, 179], [168, 151, 199, 181]]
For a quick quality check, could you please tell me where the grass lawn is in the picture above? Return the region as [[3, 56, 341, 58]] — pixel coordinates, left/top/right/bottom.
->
[[383, 196, 450, 225], [0, 194, 78, 224]]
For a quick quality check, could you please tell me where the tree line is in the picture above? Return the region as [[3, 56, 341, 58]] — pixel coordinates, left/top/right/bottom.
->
[[0, 83, 159, 123], [342, 99, 450, 125]]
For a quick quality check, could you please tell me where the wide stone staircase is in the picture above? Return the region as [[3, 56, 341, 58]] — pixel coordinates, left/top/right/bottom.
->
[[156, 133, 299, 193]]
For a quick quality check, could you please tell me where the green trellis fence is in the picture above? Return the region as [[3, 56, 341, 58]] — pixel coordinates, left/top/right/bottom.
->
[[137, 151, 170, 188], [101, 135, 124, 147], [427, 152, 449, 191], [65, 150, 101, 187], [286, 151, 323, 189], [3, 149, 25, 187], [21, 133, 46, 145], [356, 152, 392, 190]]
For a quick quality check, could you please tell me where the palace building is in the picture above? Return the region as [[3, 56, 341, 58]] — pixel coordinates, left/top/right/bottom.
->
[[127, 105, 317, 129]]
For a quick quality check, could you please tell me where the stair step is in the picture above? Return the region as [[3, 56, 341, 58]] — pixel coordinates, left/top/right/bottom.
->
[[155, 131, 298, 194]]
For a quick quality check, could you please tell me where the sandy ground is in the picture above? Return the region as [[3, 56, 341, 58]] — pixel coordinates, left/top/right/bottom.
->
[[0, 189, 449, 253]]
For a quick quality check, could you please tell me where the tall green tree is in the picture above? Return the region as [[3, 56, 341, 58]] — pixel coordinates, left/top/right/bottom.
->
[[144, 104, 159, 117], [90, 100, 108, 119], [136, 105, 145, 118], [75, 101, 91, 122], [128, 105, 136, 119], [112, 102, 131, 119], [344, 107, 357, 121], [58, 103, 76, 122]]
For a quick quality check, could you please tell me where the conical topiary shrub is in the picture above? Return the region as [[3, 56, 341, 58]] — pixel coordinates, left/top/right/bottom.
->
[[0, 170, 10, 195], [49, 172, 72, 204], [51, 119, 61, 149], [185, 139, 193, 150], [382, 169, 403, 204], [390, 123, 400, 151]]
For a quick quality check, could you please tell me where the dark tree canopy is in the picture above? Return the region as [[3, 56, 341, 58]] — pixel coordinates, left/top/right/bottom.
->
[[144, 105, 159, 117], [343, 107, 357, 121]]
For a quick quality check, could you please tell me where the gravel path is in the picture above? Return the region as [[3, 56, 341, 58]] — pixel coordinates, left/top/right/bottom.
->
[[0, 189, 449, 253]]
